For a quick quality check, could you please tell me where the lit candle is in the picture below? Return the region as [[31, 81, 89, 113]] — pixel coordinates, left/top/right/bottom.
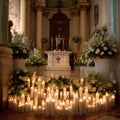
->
[[85, 88, 88, 99], [51, 99, 55, 116], [34, 88, 38, 107], [79, 87, 83, 98], [96, 92, 99, 101], [83, 96, 86, 114], [70, 85, 73, 97], [111, 94, 115, 107], [38, 77, 41, 93], [32, 72, 36, 83], [21, 93, 25, 105], [80, 78, 84, 85], [46, 98, 50, 116], [31, 86, 34, 99], [27, 78, 31, 88], [106, 92, 109, 110], [79, 98, 83, 115]]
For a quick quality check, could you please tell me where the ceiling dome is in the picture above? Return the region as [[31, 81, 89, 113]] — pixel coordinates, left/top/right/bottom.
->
[[46, 0, 78, 8]]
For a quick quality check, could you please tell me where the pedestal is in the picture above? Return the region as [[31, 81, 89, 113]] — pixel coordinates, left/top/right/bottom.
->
[[94, 58, 110, 80], [80, 66, 95, 78]]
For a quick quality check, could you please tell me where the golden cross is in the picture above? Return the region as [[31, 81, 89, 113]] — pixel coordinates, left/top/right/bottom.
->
[[56, 56, 61, 63]]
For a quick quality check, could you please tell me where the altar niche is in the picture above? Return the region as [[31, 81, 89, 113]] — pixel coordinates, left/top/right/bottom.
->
[[49, 12, 70, 51]]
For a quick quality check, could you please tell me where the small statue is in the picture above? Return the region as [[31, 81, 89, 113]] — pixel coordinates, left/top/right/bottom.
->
[[8, 20, 13, 42]]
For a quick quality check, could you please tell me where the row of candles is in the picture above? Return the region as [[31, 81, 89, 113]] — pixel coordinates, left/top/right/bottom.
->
[[8, 72, 115, 116]]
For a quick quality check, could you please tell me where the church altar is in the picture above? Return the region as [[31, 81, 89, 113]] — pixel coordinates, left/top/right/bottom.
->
[[45, 50, 72, 71]]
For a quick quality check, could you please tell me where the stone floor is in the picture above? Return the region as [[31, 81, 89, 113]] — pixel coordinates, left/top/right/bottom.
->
[[0, 104, 120, 120]]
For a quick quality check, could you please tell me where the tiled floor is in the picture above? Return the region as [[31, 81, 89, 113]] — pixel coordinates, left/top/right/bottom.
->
[[0, 105, 120, 120]]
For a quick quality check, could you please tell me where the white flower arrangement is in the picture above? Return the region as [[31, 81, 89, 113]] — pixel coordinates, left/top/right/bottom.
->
[[75, 44, 95, 66], [86, 26, 118, 59], [10, 31, 31, 59], [26, 48, 47, 66], [84, 73, 117, 97], [8, 69, 32, 97]]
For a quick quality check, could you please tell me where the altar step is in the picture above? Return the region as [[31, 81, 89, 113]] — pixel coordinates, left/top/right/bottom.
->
[[26, 66, 80, 78]]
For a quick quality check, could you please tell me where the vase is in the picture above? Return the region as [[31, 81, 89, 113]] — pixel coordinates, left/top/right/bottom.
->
[[13, 58, 26, 70], [80, 66, 95, 78], [94, 58, 110, 80]]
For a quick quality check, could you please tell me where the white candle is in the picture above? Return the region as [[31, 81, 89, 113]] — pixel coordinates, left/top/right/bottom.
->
[[106, 92, 109, 109], [34, 88, 38, 107], [27, 78, 31, 88], [85, 88, 88, 99], [79, 99, 83, 115], [96, 92, 99, 101], [46, 98, 50, 116], [51, 99, 55, 116], [80, 78, 84, 85], [32, 72, 36, 83], [38, 78, 41, 93], [79, 87, 83, 98], [21, 93, 25, 105], [31, 86, 34, 99], [111, 94, 115, 107], [70, 85, 73, 97]]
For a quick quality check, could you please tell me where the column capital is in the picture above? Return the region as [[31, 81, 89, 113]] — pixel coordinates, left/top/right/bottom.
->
[[78, 0, 90, 11], [35, 0, 46, 11], [70, 9, 79, 17]]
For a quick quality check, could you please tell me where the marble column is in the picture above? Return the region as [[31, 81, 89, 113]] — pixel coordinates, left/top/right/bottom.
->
[[71, 10, 80, 54], [79, 6, 88, 52], [35, 1, 45, 50], [20, 0, 27, 34], [0, 0, 13, 111], [101, 0, 110, 26], [0, 0, 9, 44]]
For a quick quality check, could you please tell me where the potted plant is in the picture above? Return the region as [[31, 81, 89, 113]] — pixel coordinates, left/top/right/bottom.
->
[[10, 31, 31, 70], [86, 26, 118, 79], [72, 36, 81, 43]]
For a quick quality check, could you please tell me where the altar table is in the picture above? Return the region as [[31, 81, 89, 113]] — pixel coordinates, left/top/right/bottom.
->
[[45, 51, 72, 71]]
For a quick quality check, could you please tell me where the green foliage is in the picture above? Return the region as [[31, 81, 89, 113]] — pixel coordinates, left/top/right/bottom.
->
[[45, 76, 80, 91], [8, 69, 32, 97], [72, 36, 81, 43], [86, 26, 118, 59], [26, 48, 47, 66], [84, 73, 117, 97], [10, 31, 31, 59]]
